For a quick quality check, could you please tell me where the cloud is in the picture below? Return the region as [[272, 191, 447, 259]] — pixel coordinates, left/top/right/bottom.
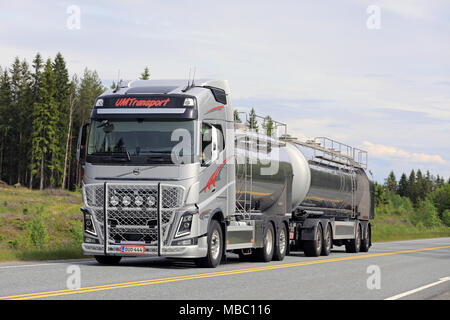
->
[[362, 141, 446, 164]]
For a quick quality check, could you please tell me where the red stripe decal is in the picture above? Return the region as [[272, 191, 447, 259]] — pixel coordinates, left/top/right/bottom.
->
[[207, 106, 224, 113]]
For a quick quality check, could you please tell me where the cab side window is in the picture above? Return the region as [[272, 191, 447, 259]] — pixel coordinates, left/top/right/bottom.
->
[[201, 123, 225, 166]]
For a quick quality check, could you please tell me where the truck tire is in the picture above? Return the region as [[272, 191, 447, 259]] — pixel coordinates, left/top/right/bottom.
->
[[321, 224, 332, 256], [360, 224, 371, 252], [303, 223, 323, 257], [254, 222, 275, 262], [195, 220, 223, 268], [94, 255, 122, 265], [345, 224, 362, 253], [273, 223, 288, 261]]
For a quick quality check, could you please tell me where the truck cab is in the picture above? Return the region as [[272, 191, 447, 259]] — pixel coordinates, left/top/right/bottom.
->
[[78, 79, 237, 267]]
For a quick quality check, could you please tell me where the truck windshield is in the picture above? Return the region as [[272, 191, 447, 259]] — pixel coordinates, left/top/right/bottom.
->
[[87, 119, 195, 165]]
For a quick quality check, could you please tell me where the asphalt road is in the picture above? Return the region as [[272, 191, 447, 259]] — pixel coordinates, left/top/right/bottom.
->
[[0, 237, 449, 300]]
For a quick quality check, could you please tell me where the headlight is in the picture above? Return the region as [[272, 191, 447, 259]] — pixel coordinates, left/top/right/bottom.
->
[[110, 196, 119, 206], [175, 214, 193, 238], [84, 213, 96, 235], [122, 196, 131, 206]]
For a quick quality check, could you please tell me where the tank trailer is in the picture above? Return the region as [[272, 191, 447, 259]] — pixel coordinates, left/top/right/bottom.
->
[[77, 79, 374, 267]]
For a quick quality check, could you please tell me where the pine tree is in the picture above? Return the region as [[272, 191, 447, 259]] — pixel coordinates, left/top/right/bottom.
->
[[51, 52, 70, 187], [385, 170, 397, 192], [262, 115, 274, 137], [31, 59, 58, 190], [247, 108, 258, 132], [9, 58, 32, 185], [408, 169, 417, 205], [398, 173, 408, 197], [0, 69, 12, 181], [61, 76, 78, 190], [140, 66, 150, 80], [73, 68, 104, 187], [29, 53, 44, 188], [233, 110, 241, 123]]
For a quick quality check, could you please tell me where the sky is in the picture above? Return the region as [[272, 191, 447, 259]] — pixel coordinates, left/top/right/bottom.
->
[[0, 0, 449, 183]]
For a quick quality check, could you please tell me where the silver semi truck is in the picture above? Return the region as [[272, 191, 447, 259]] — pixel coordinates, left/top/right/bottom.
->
[[77, 79, 374, 268]]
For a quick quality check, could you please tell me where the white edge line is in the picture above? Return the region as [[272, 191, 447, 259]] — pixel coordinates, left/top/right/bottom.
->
[[385, 277, 450, 300]]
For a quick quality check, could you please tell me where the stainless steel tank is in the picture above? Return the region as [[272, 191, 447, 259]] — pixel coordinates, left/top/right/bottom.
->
[[234, 130, 373, 219]]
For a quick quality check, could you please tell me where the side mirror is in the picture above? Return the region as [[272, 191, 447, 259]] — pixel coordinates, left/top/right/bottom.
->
[[77, 123, 89, 165]]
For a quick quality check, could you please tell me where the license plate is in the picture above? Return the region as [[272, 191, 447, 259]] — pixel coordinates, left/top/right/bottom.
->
[[120, 245, 145, 255]]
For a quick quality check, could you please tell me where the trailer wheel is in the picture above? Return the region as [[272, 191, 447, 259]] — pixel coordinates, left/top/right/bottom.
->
[[254, 222, 275, 262], [94, 255, 122, 265], [195, 220, 223, 268], [321, 224, 332, 256], [303, 223, 323, 257], [345, 224, 361, 253], [273, 223, 288, 261], [360, 224, 371, 252]]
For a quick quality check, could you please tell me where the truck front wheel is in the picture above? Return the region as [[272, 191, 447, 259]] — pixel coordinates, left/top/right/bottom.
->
[[195, 220, 223, 268]]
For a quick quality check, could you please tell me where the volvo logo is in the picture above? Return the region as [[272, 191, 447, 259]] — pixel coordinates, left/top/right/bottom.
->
[[133, 168, 140, 176]]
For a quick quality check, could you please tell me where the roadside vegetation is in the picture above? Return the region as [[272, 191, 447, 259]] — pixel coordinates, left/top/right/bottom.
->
[[373, 170, 450, 242], [0, 186, 85, 261]]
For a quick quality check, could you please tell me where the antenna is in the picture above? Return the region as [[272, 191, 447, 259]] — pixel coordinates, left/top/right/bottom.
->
[[182, 66, 192, 92], [191, 67, 196, 87]]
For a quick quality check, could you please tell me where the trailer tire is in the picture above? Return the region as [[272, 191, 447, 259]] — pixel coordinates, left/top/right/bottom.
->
[[273, 223, 288, 261], [321, 224, 332, 256], [303, 223, 323, 257], [94, 255, 122, 265], [254, 222, 275, 262], [360, 224, 371, 252], [345, 224, 361, 253], [195, 220, 223, 268]]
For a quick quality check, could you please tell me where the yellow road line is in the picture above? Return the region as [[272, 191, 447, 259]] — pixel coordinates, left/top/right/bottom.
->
[[2, 245, 450, 300]]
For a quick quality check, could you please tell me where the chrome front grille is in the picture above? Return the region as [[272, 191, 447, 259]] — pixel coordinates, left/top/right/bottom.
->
[[83, 183, 184, 247]]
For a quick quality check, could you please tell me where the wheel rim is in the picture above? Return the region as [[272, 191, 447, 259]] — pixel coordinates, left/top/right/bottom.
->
[[316, 227, 322, 251], [265, 228, 273, 256], [356, 227, 361, 250], [279, 227, 286, 255], [210, 229, 221, 260], [325, 228, 331, 249]]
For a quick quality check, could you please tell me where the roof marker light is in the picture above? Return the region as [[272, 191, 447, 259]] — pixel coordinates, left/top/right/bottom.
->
[[183, 98, 195, 107]]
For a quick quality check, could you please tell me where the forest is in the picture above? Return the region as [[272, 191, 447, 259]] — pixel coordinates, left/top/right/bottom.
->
[[0, 54, 155, 190], [374, 170, 450, 231]]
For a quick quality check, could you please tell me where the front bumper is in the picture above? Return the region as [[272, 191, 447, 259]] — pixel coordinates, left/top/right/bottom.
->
[[82, 236, 207, 259]]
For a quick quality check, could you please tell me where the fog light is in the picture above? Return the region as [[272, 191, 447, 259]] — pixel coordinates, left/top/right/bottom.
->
[[122, 196, 131, 206], [110, 195, 119, 206], [135, 196, 144, 206], [147, 195, 156, 206]]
